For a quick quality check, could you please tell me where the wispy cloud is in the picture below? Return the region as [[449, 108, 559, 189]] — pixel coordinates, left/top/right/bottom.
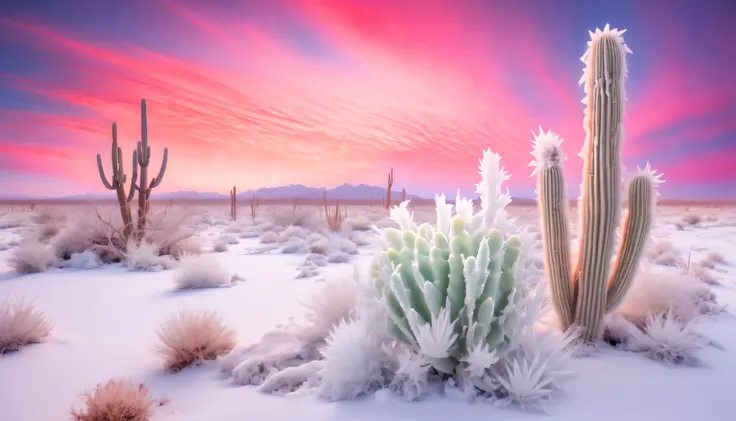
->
[[0, 0, 733, 198]]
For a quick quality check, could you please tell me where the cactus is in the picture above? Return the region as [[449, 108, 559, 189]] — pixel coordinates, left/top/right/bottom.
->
[[323, 189, 344, 232], [230, 187, 237, 221], [386, 168, 393, 210], [372, 150, 523, 375], [531, 25, 663, 341], [96, 122, 138, 241], [134, 99, 168, 237]]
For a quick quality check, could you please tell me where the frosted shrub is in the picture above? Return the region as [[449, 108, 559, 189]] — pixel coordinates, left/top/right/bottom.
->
[[627, 312, 701, 366], [260, 231, 283, 244], [174, 254, 231, 289], [0, 298, 53, 354], [8, 242, 57, 274], [70, 379, 154, 421], [281, 225, 309, 239], [617, 270, 716, 326], [155, 309, 236, 372], [58, 251, 103, 269], [222, 148, 572, 408], [124, 240, 175, 272], [682, 213, 701, 226], [222, 275, 359, 385]]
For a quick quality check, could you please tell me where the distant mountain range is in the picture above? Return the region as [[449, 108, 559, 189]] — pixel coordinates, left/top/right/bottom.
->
[[20, 184, 428, 202]]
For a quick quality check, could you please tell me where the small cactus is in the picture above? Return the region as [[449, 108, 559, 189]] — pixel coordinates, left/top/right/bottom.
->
[[531, 26, 663, 341]]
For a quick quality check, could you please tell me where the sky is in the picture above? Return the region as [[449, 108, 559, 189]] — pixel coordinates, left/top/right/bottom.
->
[[0, 0, 734, 200]]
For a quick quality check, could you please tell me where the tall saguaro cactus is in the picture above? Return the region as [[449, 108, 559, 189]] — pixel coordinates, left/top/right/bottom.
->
[[97, 123, 138, 241], [531, 25, 663, 341], [134, 99, 168, 237]]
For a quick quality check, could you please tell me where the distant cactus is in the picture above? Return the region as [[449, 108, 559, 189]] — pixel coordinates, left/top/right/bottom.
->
[[386, 168, 393, 210], [134, 99, 168, 237], [531, 26, 663, 341], [230, 187, 237, 221], [96, 122, 138, 241]]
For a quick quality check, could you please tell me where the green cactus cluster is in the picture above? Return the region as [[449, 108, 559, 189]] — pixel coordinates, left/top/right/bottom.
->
[[371, 209, 523, 374]]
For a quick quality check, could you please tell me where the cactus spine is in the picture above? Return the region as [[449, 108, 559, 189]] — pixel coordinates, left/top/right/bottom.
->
[[96, 123, 138, 241], [532, 26, 662, 341], [386, 168, 393, 210], [134, 99, 168, 238]]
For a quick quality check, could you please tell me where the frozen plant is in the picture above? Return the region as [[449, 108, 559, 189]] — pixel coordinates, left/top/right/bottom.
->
[[531, 25, 663, 341], [173, 254, 232, 289], [8, 242, 57, 274], [124, 240, 175, 271], [0, 298, 54, 354], [71, 379, 154, 421], [58, 251, 103, 269], [627, 312, 701, 366], [155, 309, 237, 372]]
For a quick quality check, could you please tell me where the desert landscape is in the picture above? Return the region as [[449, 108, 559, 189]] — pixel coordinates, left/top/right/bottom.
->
[[1, 1, 735, 420], [0, 195, 735, 421]]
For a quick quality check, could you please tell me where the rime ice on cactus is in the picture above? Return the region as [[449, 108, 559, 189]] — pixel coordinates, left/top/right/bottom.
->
[[530, 25, 664, 341], [370, 149, 525, 376]]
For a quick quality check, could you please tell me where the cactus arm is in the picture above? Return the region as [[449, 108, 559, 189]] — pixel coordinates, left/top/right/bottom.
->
[[149, 147, 168, 188], [97, 123, 121, 190], [605, 174, 656, 312], [539, 165, 575, 329], [126, 150, 139, 202], [96, 154, 115, 190]]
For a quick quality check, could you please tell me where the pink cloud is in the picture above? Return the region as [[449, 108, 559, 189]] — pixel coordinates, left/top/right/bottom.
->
[[0, 1, 733, 199]]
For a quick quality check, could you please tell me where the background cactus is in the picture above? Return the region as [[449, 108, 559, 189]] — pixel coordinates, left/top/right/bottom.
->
[[133, 99, 168, 237], [96, 123, 138, 241], [230, 186, 237, 221], [385, 168, 393, 210], [371, 150, 525, 375], [531, 26, 663, 341]]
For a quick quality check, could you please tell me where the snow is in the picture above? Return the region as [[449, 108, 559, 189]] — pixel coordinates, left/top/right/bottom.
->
[[1, 204, 736, 420]]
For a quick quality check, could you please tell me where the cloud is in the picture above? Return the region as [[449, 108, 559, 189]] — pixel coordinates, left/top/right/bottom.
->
[[0, 0, 733, 198]]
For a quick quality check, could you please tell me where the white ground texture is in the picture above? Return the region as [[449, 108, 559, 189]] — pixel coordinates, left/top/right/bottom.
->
[[1, 198, 735, 421]]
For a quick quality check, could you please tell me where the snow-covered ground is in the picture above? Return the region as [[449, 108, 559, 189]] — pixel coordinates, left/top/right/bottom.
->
[[1, 203, 735, 421]]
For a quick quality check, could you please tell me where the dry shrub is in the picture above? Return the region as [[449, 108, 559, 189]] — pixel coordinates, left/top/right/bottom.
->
[[0, 298, 53, 354], [8, 242, 57, 274], [31, 208, 67, 225], [269, 208, 324, 231], [173, 254, 231, 289], [52, 206, 204, 263], [155, 309, 236, 372], [124, 240, 176, 272], [617, 270, 715, 326], [682, 213, 701, 225], [70, 379, 154, 421]]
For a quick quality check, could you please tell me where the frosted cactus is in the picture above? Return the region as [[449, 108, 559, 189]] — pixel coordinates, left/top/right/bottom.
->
[[371, 150, 525, 374], [530, 25, 663, 341]]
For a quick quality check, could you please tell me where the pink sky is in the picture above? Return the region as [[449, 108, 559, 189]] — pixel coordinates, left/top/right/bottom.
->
[[0, 0, 734, 199]]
